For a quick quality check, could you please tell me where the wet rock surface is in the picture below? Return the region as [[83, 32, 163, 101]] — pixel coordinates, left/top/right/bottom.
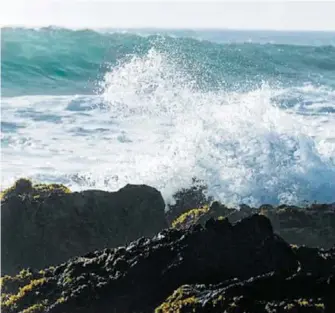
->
[[3, 215, 335, 313], [172, 201, 335, 249], [156, 269, 335, 313], [1, 180, 167, 275], [2, 180, 335, 313], [166, 178, 212, 224]]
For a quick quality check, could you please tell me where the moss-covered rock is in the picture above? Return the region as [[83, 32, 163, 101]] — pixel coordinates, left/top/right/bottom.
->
[[171, 205, 210, 229], [156, 245, 335, 312], [1, 215, 302, 313], [155, 272, 334, 313], [171, 201, 252, 229], [1, 179, 166, 274], [155, 287, 200, 313], [0, 267, 56, 313], [0, 178, 71, 201], [171, 201, 335, 249]]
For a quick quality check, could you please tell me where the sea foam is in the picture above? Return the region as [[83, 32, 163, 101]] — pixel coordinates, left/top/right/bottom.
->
[[2, 48, 335, 206]]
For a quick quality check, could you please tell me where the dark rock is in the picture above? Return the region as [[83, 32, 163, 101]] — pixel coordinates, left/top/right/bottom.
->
[[1, 180, 167, 275], [156, 245, 335, 312], [263, 204, 335, 248], [171, 201, 335, 249], [166, 178, 212, 224], [1, 215, 299, 313], [156, 271, 335, 312], [292, 246, 335, 276]]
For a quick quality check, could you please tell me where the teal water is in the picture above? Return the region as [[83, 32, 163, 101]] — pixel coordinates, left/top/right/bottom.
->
[[1, 27, 335, 206], [2, 27, 335, 96]]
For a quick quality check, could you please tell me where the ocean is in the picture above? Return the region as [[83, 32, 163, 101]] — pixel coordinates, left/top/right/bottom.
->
[[1, 27, 335, 207]]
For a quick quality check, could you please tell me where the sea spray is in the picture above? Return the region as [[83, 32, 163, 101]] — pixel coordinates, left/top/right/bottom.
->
[[2, 28, 335, 206]]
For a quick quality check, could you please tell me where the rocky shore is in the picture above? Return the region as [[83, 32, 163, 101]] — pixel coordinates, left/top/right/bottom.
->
[[1, 179, 335, 312]]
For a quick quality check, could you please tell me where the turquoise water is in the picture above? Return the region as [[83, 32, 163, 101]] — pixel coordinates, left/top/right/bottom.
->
[[3, 27, 335, 96], [1, 27, 335, 206]]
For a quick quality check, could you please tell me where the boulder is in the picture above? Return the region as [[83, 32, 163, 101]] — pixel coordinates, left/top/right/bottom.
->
[[1, 179, 166, 274]]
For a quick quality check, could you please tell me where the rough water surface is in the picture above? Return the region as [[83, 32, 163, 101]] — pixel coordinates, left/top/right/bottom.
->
[[2, 27, 335, 206]]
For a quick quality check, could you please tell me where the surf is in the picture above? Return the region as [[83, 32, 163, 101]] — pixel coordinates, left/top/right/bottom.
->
[[2, 45, 335, 206]]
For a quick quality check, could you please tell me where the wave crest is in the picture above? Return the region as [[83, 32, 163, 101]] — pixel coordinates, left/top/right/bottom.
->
[[2, 27, 335, 96]]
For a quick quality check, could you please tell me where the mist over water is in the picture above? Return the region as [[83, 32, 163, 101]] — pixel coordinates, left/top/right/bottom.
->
[[2, 28, 335, 207]]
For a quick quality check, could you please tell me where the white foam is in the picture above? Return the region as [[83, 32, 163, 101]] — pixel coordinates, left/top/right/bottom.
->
[[2, 48, 335, 207]]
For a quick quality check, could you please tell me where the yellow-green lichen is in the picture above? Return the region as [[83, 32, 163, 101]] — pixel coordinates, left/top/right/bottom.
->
[[33, 183, 71, 194], [22, 303, 45, 313], [2, 278, 46, 307], [0, 276, 7, 288], [172, 205, 209, 229], [56, 296, 66, 304], [1, 269, 33, 285], [1, 293, 11, 303], [1, 269, 34, 296], [297, 299, 309, 307], [155, 287, 200, 313], [155, 296, 199, 313], [63, 276, 72, 285], [315, 303, 325, 309], [285, 303, 294, 310], [0, 178, 71, 200], [211, 294, 224, 307], [18, 269, 33, 279], [285, 300, 325, 311]]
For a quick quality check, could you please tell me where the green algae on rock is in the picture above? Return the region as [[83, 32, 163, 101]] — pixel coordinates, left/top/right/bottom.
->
[[156, 243, 335, 313], [0, 178, 71, 201], [171, 201, 335, 249], [171, 205, 210, 229], [1, 215, 303, 313], [155, 272, 334, 313]]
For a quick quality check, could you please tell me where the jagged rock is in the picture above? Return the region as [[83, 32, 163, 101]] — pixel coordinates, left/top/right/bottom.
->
[[1, 215, 300, 313], [171, 201, 256, 229], [171, 202, 335, 249], [166, 178, 212, 224], [171, 205, 210, 229], [156, 246, 335, 312], [1, 179, 166, 275], [156, 272, 335, 312], [292, 246, 335, 276]]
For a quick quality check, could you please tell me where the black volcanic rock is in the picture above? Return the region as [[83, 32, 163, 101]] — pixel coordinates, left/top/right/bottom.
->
[[156, 246, 335, 312], [156, 270, 335, 312], [1, 180, 167, 275], [2, 179, 335, 313], [171, 201, 335, 249], [1, 215, 300, 313]]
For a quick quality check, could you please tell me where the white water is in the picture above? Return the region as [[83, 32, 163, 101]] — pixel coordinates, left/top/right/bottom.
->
[[2, 49, 335, 207]]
